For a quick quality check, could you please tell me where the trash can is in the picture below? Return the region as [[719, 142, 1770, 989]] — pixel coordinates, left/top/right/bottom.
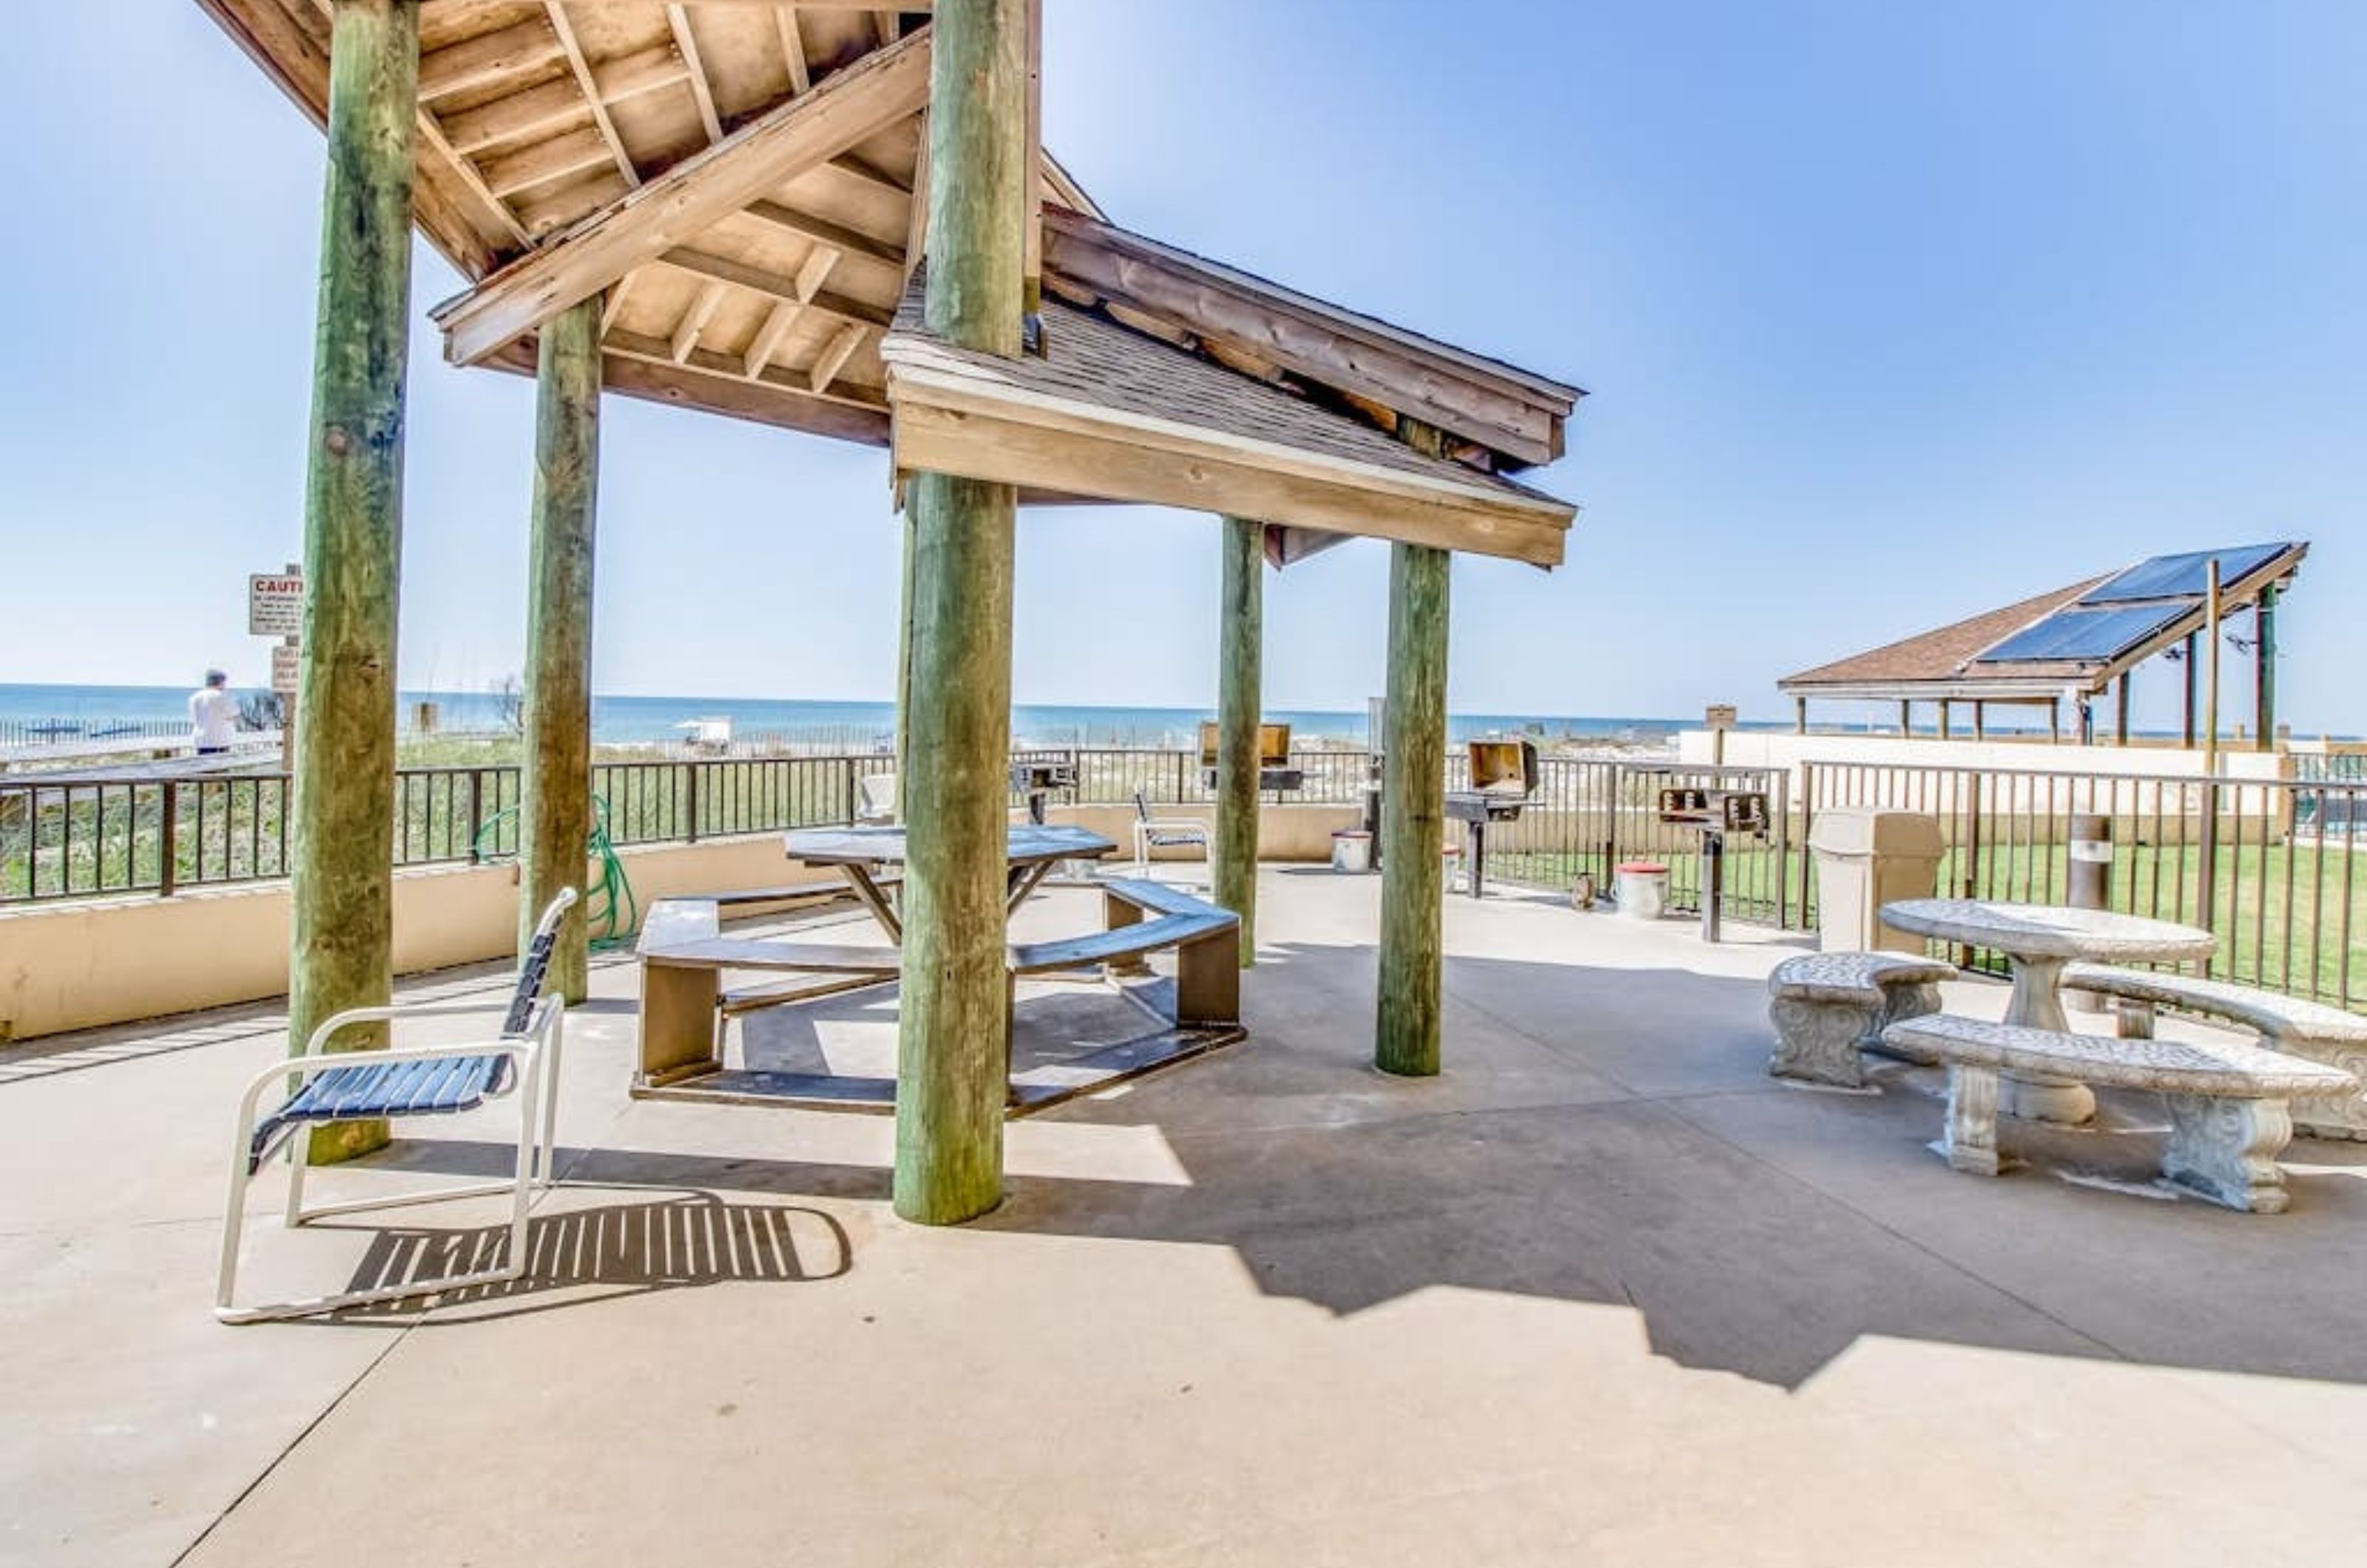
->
[[1331, 829, 1373, 873], [1615, 860, 1669, 920], [1808, 808, 1944, 953]]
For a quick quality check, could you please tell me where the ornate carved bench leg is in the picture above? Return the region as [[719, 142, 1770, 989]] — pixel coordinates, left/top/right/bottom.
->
[[2292, 1039, 2367, 1142], [1868, 984, 1943, 1064], [2162, 1093, 2292, 1212], [1941, 1064, 2005, 1176], [1768, 997, 1873, 1087]]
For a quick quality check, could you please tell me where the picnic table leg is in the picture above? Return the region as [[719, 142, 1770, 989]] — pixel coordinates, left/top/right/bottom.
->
[[1101, 886, 1152, 979], [1940, 1064, 2009, 1176], [1999, 954, 2097, 1124], [639, 963, 720, 1086], [841, 864, 904, 944]]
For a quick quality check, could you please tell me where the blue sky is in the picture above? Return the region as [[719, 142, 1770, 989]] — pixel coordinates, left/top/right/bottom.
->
[[1, 1, 2360, 729]]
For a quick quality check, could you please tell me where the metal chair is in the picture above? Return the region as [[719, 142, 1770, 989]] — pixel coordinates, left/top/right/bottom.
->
[[1130, 788, 1211, 879], [216, 888, 579, 1323], [855, 772, 898, 825]]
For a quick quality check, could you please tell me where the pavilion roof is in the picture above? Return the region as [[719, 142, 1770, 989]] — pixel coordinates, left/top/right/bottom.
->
[[197, 2, 1582, 554]]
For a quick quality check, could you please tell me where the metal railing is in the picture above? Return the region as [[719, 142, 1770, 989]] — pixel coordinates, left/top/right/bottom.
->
[[1799, 760, 2367, 1011]]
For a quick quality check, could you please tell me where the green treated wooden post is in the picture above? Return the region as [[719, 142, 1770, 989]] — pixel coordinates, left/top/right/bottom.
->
[[2255, 581, 2277, 751], [520, 295, 602, 1001], [1214, 515, 1263, 964], [286, 0, 419, 1163], [893, 504, 916, 820], [1376, 542, 1451, 1077], [896, 0, 1027, 1226]]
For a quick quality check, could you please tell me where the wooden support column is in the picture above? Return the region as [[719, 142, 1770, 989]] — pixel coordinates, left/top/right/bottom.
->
[[1214, 515, 1263, 964], [1973, 700, 1986, 741], [1376, 541, 1450, 1077], [520, 294, 602, 1001], [2116, 670, 2133, 746], [286, 0, 420, 1163], [1938, 700, 1952, 741], [2048, 700, 2062, 745], [1899, 699, 1912, 737], [1794, 696, 1807, 735], [2255, 582, 2278, 751], [2182, 632, 2198, 748], [896, 0, 1026, 1226]]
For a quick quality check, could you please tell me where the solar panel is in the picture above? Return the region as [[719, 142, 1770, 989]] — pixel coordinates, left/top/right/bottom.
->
[[2079, 543, 2295, 605], [1975, 604, 2189, 665]]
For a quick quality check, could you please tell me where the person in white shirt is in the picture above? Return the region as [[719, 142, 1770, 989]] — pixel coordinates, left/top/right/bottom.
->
[[189, 670, 239, 756]]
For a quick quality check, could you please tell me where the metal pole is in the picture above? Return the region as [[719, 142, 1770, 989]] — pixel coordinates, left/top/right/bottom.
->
[[2204, 559, 2223, 777]]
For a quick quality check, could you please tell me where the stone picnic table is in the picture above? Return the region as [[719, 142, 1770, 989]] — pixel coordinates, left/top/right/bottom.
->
[[783, 823, 1117, 944], [1879, 899, 2218, 1124]]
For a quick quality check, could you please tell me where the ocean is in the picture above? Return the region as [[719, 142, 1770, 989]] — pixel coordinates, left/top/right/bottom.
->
[[0, 683, 1691, 751]]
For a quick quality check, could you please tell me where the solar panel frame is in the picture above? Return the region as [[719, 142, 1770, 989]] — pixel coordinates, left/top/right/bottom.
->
[[2079, 542, 2295, 605], [1974, 603, 2190, 666]]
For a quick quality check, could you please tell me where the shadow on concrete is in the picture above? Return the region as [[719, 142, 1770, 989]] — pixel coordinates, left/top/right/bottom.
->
[[314, 1191, 852, 1325]]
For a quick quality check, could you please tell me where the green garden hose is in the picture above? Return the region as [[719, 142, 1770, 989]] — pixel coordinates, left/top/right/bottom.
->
[[470, 794, 638, 949]]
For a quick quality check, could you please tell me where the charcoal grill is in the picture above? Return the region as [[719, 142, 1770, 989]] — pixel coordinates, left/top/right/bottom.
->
[[1445, 739, 1540, 899], [1655, 784, 1772, 942], [1197, 721, 1304, 794], [1009, 759, 1078, 825]]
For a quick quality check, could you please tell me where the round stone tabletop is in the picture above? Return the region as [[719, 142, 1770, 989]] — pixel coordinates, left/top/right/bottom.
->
[[1879, 899, 2217, 964]]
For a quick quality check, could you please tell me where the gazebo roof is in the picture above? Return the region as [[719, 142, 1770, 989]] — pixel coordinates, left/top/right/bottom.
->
[[197, 3, 1582, 563]]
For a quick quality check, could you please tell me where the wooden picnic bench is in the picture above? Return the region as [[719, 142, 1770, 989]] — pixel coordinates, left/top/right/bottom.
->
[[2063, 963, 2367, 1141], [1882, 1013, 2357, 1213], [636, 896, 899, 1088]]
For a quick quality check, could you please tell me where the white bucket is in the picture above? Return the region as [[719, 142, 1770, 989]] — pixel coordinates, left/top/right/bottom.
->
[[1331, 830, 1374, 873], [1615, 861, 1669, 921]]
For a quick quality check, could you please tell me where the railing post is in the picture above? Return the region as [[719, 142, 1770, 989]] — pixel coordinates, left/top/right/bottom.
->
[[158, 780, 178, 899], [2196, 779, 2221, 973], [684, 760, 701, 844], [845, 757, 859, 825], [1794, 762, 1816, 931], [465, 768, 484, 864]]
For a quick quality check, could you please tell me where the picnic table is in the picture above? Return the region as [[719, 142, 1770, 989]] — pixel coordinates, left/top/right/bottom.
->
[[1880, 898, 2216, 1123], [783, 823, 1116, 944]]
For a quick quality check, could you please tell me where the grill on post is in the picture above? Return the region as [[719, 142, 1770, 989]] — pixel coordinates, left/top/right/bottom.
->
[[1198, 722, 1304, 794], [1655, 784, 1772, 942], [1009, 759, 1079, 825], [1445, 739, 1539, 899]]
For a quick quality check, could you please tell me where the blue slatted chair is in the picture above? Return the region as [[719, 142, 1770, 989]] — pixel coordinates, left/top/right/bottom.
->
[[1131, 788, 1211, 879], [217, 888, 578, 1323]]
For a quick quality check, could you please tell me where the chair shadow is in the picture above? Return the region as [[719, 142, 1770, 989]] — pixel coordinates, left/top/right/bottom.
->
[[315, 1189, 852, 1325]]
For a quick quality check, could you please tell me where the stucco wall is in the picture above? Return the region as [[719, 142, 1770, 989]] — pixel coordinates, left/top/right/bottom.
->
[[0, 802, 1360, 1042]]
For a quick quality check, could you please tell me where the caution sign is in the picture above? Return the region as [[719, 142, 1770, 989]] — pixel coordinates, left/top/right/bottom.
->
[[249, 572, 304, 638]]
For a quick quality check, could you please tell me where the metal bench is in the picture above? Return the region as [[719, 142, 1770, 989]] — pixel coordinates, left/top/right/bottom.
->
[[1766, 950, 1958, 1087], [2064, 963, 2367, 1141], [1882, 1013, 2357, 1212]]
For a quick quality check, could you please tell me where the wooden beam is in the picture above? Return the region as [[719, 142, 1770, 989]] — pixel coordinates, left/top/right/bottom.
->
[[482, 126, 615, 197], [1215, 515, 1263, 964], [521, 293, 602, 1003], [776, 7, 811, 94], [670, 280, 729, 361], [605, 328, 885, 411], [903, 113, 931, 283], [288, 0, 421, 1163], [419, 18, 564, 102], [808, 321, 868, 393], [1262, 524, 1353, 570], [433, 27, 931, 365], [545, 4, 638, 186], [795, 244, 843, 300], [1377, 539, 1450, 1076], [885, 362, 1574, 566], [896, 0, 1026, 1229], [666, 4, 726, 143], [826, 151, 913, 197], [875, 9, 902, 47], [742, 300, 801, 379], [592, 347, 889, 442], [439, 76, 587, 156], [600, 270, 638, 332], [743, 199, 903, 268], [592, 43, 691, 103]]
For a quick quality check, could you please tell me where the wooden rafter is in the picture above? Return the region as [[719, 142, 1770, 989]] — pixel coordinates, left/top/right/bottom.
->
[[666, 4, 726, 143], [606, 328, 884, 412], [601, 272, 639, 333], [874, 10, 902, 47], [593, 44, 692, 104], [776, 7, 811, 94], [671, 280, 729, 362], [656, 248, 871, 325], [808, 322, 868, 393], [433, 27, 932, 366], [743, 200, 902, 268], [903, 113, 931, 283], [743, 302, 801, 379], [419, 18, 565, 103], [545, 4, 639, 186]]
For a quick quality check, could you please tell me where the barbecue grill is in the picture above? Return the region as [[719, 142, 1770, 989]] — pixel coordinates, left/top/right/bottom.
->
[[1655, 783, 1772, 942], [1445, 739, 1540, 899], [1197, 721, 1304, 794], [1009, 759, 1079, 825]]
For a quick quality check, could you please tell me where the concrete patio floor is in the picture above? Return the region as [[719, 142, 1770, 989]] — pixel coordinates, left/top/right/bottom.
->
[[7, 868, 2367, 1566]]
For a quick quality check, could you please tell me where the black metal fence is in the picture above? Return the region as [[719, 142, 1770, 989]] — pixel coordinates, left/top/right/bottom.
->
[[1799, 760, 2367, 1011]]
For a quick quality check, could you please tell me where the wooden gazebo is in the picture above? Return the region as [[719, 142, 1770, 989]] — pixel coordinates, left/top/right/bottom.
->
[[197, 0, 1582, 1224]]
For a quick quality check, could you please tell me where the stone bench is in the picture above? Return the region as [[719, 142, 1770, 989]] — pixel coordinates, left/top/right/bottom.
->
[[1882, 1013, 2358, 1213], [1766, 951, 1959, 1087], [2064, 963, 2367, 1142]]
